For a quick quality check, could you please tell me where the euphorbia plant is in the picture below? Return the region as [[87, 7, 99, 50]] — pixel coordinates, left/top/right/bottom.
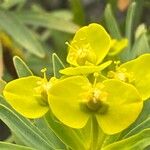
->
[[1, 23, 150, 150]]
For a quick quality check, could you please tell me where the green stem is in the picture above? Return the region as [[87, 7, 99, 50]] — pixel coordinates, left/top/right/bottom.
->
[[90, 116, 99, 150], [96, 129, 107, 150], [90, 116, 107, 150]]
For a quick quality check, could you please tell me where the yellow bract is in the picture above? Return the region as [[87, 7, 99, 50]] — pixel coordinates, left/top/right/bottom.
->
[[3, 76, 49, 118], [48, 76, 91, 128], [97, 79, 143, 134], [109, 54, 150, 101], [48, 76, 142, 134], [108, 38, 128, 56], [67, 23, 111, 66], [60, 61, 112, 75]]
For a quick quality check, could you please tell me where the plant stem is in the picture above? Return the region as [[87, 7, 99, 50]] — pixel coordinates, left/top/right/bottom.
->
[[90, 116, 99, 150], [96, 128, 107, 150], [90, 116, 107, 150]]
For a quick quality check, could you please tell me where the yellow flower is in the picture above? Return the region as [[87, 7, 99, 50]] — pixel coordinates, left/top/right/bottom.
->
[[108, 54, 150, 101], [67, 23, 111, 66], [3, 69, 58, 118], [48, 76, 143, 134], [60, 23, 128, 76], [60, 23, 112, 75], [3, 76, 49, 118]]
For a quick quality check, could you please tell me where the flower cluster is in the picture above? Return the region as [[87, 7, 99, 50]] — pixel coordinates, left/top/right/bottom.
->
[[3, 23, 150, 135]]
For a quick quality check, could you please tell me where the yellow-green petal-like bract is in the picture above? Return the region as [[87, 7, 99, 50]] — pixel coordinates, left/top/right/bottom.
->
[[3, 76, 49, 118], [108, 38, 128, 56], [67, 23, 111, 66], [48, 76, 142, 134], [59, 61, 112, 76], [96, 79, 143, 134], [119, 54, 150, 100], [48, 76, 91, 128]]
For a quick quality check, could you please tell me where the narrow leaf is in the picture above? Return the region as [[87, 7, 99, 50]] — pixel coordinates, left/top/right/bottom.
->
[[69, 0, 85, 25], [0, 79, 6, 95], [34, 118, 66, 149], [0, 96, 55, 150], [125, 2, 136, 51], [0, 10, 45, 58], [0, 43, 3, 78], [0, 141, 35, 150], [120, 2, 137, 61], [16, 11, 79, 34], [104, 4, 122, 39], [50, 10, 73, 21], [13, 56, 33, 77], [45, 112, 86, 150], [78, 119, 92, 149], [0, 0, 25, 9], [102, 128, 150, 150], [52, 53, 65, 78], [123, 117, 150, 139], [133, 0, 144, 29], [131, 33, 150, 59]]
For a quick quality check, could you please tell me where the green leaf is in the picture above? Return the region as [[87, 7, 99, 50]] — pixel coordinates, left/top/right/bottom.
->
[[0, 43, 3, 78], [13, 56, 33, 78], [120, 2, 137, 61], [0, 96, 56, 147], [52, 53, 65, 78], [0, 141, 35, 150], [16, 11, 79, 34], [125, 2, 136, 51], [102, 128, 150, 150], [104, 4, 122, 39], [0, 79, 6, 95], [0, 0, 25, 9], [0, 96, 55, 150], [69, 0, 85, 25], [131, 33, 150, 59], [135, 24, 147, 39], [133, 0, 144, 30], [102, 133, 121, 148], [45, 112, 86, 150], [0, 10, 45, 58], [79, 118, 105, 150], [91, 117, 102, 150], [123, 116, 150, 139], [34, 118, 66, 149], [78, 119, 92, 149], [50, 10, 73, 21]]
